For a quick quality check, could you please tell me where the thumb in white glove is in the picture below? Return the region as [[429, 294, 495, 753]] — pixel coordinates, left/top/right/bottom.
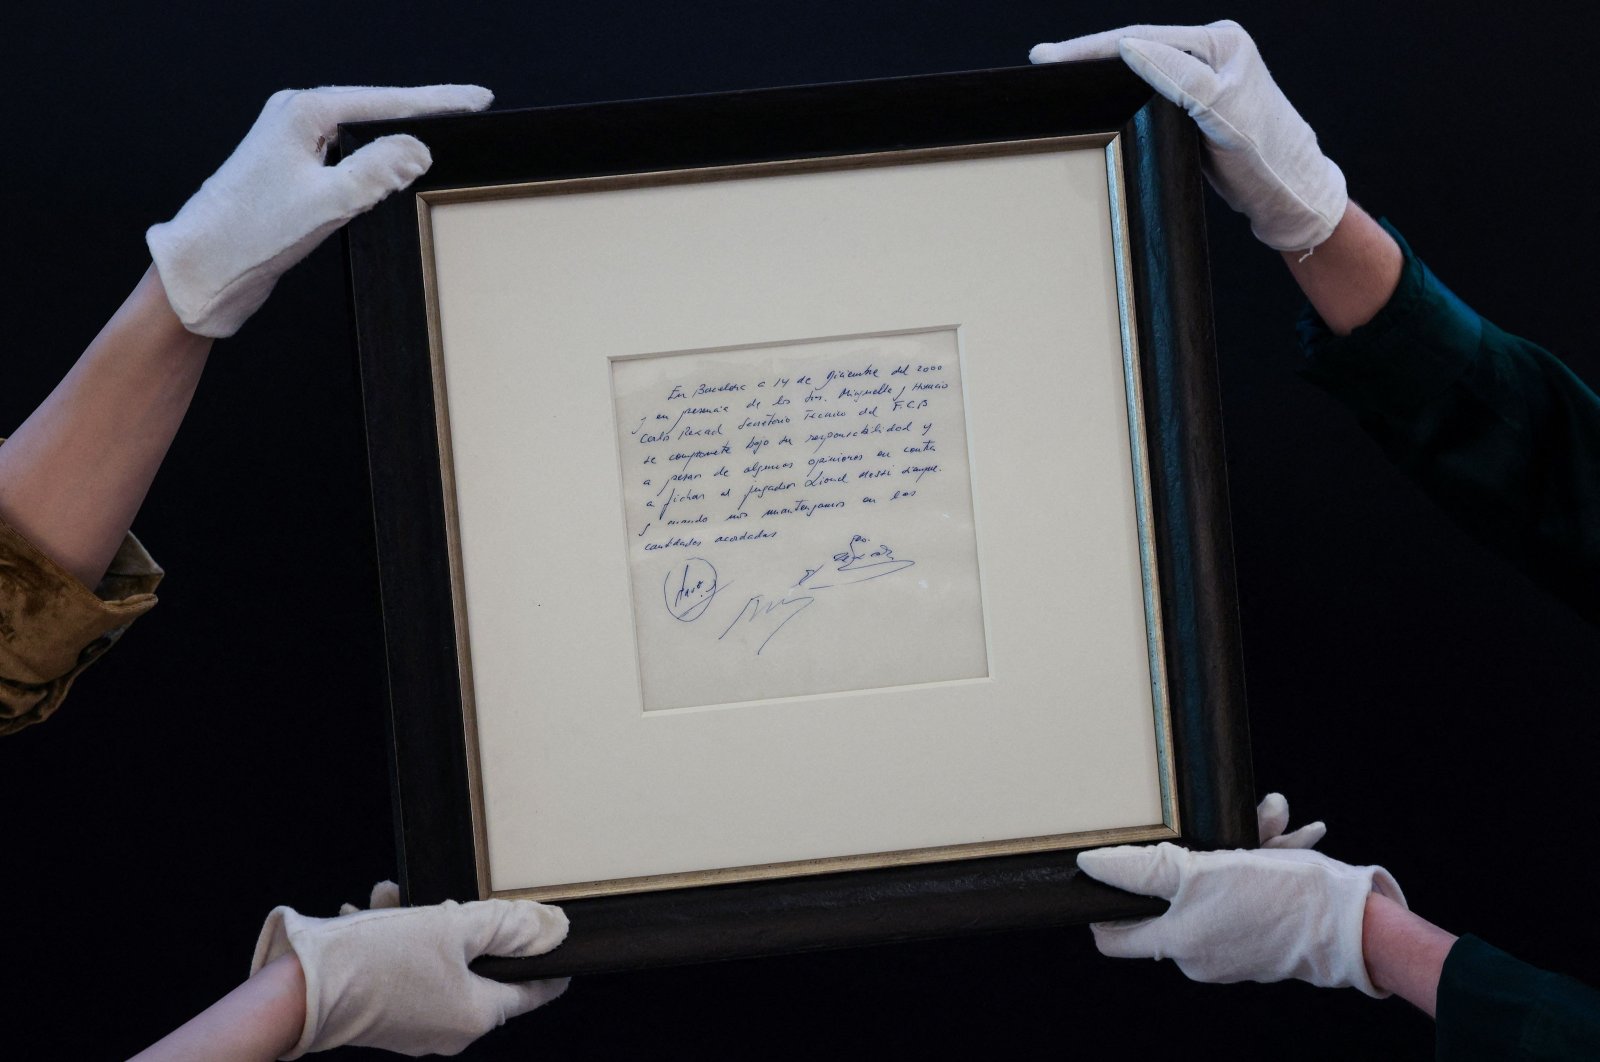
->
[[1030, 21, 1345, 252], [251, 881, 569, 1058], [1077, 841, 1404, 996], [148, 84, 492, 338]]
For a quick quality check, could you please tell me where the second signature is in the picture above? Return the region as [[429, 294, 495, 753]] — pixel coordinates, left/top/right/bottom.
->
[[705, 534, 917, 655]]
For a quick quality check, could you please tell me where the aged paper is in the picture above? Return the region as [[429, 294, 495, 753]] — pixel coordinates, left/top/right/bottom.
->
[[611, 328, 987, 709]]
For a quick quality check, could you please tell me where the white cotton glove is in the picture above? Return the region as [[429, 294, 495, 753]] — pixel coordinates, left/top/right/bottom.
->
[[251, 881, 569, 1058], [1076, 841, 1404, 997], [1030, 21, 1346, 252], [1256, 791, 1327, 849], [147, 84, 493, 338]]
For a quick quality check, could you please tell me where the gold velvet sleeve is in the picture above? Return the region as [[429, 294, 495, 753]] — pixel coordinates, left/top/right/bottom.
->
[[0, 514, 162, 736]]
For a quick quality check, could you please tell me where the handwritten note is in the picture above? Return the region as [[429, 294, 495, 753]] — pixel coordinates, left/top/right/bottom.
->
[[612, 328, 989, 711]]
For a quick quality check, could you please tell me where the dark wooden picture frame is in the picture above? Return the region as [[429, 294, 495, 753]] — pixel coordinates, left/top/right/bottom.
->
[[341, 60, 1254, 980]]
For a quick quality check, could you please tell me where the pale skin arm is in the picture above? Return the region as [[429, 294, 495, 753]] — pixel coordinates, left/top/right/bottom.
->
[[1282, 201, 1404, 337], [128, 953, 306, 1062], [0, 264, 212, 588], [1281, 208, 1460, 1016], [1362, 892, 1458, 1018]]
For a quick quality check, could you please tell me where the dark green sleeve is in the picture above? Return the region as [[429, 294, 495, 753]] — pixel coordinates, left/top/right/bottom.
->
[[1435, 935, 1600, 1060], [1297, 221, 1600, 626]]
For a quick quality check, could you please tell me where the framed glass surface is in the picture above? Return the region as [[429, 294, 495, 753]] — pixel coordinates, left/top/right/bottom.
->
[[342, 60, 1255, 978]]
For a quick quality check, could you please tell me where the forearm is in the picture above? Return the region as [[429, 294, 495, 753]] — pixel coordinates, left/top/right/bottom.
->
[[128, 953, 306, 1062], [1362, 892, 1457, 1018], [0, 265, 212, 587], [1282, 202, 1403, 336], [1297, 214, 1600, 622]]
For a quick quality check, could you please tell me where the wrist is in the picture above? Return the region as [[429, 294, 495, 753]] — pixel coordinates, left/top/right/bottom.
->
[[252, 952, 309, 1058], [1283, 202, 1404, 336], [127, 951, 307, 1062], [1362, 892, 1457, 1017], [136, 263, 216, 348]]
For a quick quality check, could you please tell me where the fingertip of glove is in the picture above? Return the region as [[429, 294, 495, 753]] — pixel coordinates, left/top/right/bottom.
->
[[1028, 41, 1096, 65], [1075, 846, 1109, 872], [398, 136, 434, 179], [1256, 791, 1290, 842], [499, 899, 569, 954], [500, 975, 573, 1020], [1076, 844, 1141, 879], [430, 84, 494, 113], [374, 132, 432, 165], [340, 133, 434, 195], [534, 902, 570, 949], [1080, 841, 1192, 899], [1087, 917, 1155, 960]]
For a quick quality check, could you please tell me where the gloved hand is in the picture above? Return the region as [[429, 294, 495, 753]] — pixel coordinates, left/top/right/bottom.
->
[[147, 84, 492, 338], [1256, 790, 1326, 849], [251, 881, 569, 1058], [1030, 21, 1345, 252], [1077, 830, 1403, 996]]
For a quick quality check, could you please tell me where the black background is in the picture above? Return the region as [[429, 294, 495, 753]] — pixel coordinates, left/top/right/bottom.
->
[[5, 3, 1597, 1059]]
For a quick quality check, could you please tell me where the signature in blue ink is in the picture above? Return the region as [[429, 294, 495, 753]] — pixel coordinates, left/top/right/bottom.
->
[[663, 558, 727, 622], [717, 534, 916, 654], [808, 534, 916, 588], [717, 590, 816, 656]]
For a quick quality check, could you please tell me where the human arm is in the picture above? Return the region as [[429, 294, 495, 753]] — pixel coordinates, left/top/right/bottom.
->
[[1296, 221, 1600, 623], [0, 267, 210, 588], [1070, 794, 1398, 994], [1030, 20, 1345, 253], [1030, 20, 1400, 331], [1076, 839, 1404, 995], [1084, 796, 1449, 1010], [1032, 21, 1600, 619], [1433, 934, 1600, 1059], [1081, 818, 1600, 1055], [1363, 909, 1600, 1058], [128, 953, 306, 1062], [130, 884, 569, 1060], [0, 83, 490, 592], [0, 85, 494, 734], [0, 502, 162, 735], [1282, 203, 1402, 336], [1361, 891, 1455, 1017]]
